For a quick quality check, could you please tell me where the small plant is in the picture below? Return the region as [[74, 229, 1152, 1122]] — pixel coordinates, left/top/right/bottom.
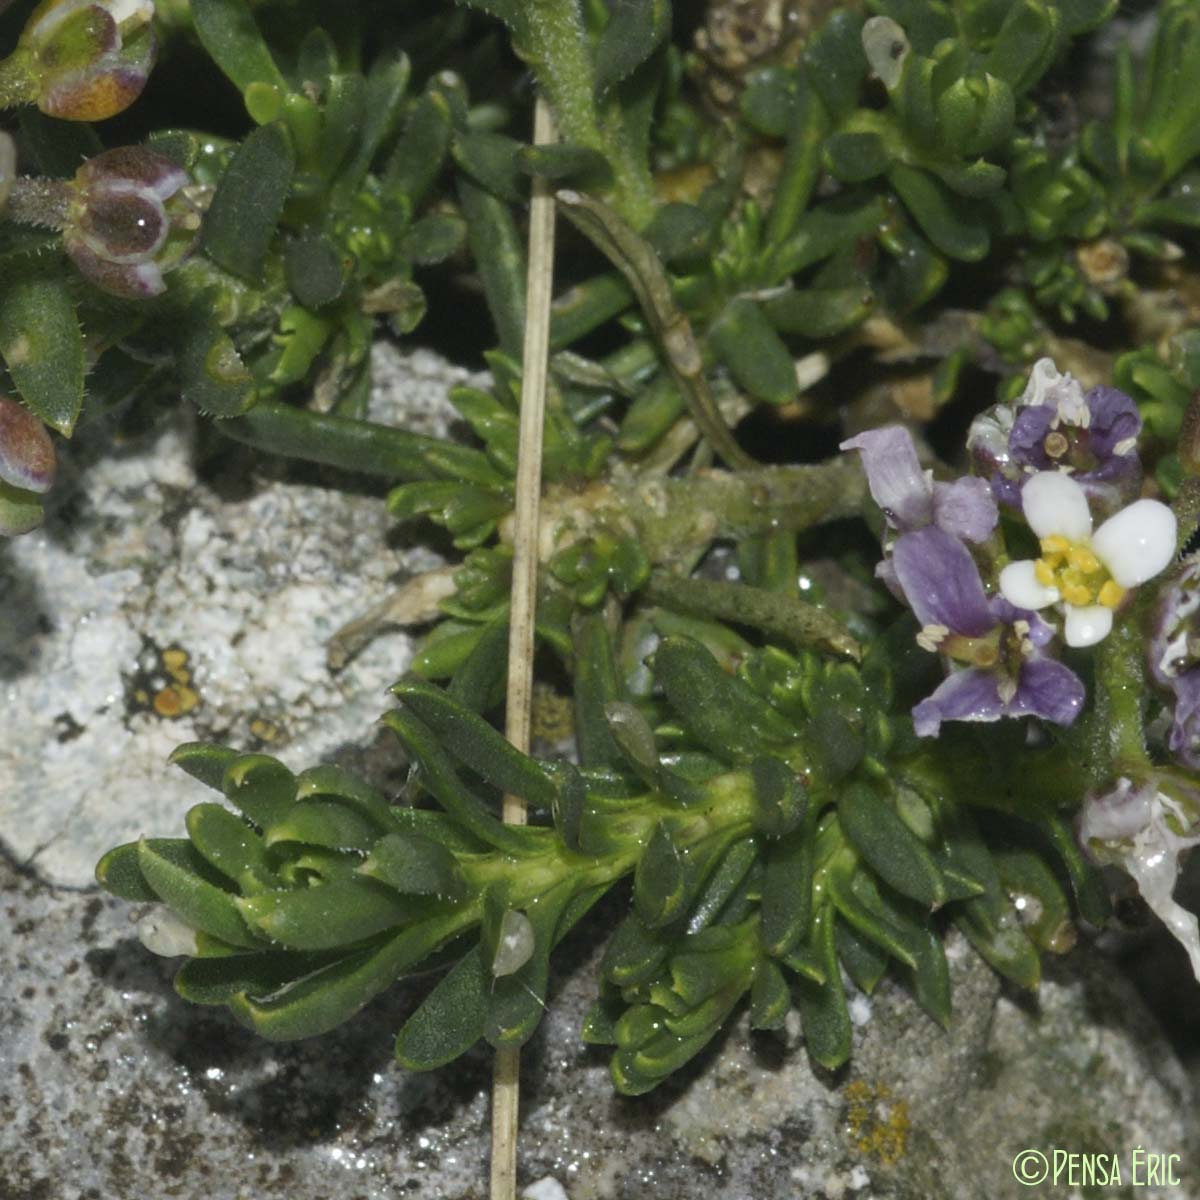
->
[[0, 0, 1192, 1187]]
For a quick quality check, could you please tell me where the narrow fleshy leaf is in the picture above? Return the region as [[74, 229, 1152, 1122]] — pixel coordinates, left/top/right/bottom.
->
[[838, 782, 947, 909], [0, 263, 84, 435], [202, 122, 294, 281], [136, 838, 263, 949], [191, 0, 288, 93], [394, 946, 487, 1068]]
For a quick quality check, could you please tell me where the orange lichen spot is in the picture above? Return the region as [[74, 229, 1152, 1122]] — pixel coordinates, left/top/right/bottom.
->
[[844, 1079, 911, 1167], [162, 647, 191, 684], [153, 684, 200, 719], [249, 717, 281, 743]]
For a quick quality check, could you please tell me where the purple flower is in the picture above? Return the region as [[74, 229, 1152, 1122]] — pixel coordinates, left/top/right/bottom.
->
[[891, 526, 1086, 737], [1150, 559, 1200, 767], [64, 145, 196, 298], [841, 425, 997, 542], [968, 358, 1142, 513]]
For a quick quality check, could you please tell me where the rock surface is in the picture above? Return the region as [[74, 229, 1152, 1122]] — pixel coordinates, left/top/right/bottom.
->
[[1, 343, 1198, 1199], [3, 858, 1199, 1200], [0, 344, 463, 888]]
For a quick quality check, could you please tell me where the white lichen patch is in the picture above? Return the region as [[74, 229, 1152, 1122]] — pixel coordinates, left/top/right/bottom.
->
[[0, 344, 479, 886]]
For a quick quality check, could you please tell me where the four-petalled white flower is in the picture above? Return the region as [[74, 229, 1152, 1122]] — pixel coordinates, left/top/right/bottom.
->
[[999, 471, 1177, 648]]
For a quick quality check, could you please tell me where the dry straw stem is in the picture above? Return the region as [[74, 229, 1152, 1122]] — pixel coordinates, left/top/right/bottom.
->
[[490, 94, 557, 1200]]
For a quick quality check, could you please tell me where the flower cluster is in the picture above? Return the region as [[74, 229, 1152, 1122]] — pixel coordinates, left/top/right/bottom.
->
[[843, 360, 1176, 738]]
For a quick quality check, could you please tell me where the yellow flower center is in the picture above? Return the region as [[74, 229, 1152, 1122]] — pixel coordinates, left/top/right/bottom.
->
[[1034, 534, 1126, 609]]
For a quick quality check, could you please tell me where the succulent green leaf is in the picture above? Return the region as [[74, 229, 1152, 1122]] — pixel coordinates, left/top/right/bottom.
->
[[761, 827, 814, 956], [904, 927, 952, 1027], [237, 878, 418, 950], [983, 0, 1061, 94], [888, 164, 990, 262], [749, 959, 791, 1030], [360, 832, 469, 900], [175, 948, 342, 1005], [453, 131, 526, 205], [284, 233, 345, 309], [295, 766, 400, 832], [95, 841, 160, 902], [634, 821, 687, 929], [602, 911, 670, 987], [170, 743, 240, 792], [191, 0, 288, 94], [824, 131, 890, 182], [202, 122, 295, 282], [708, 298, 799, 406], [381, 709, 541, 855], [386, 90, 452, 206], [393, 679, 558, 809], [803, 9, 866, 122], [835, 918, 889, 993], [0, 263, 84, 436], [652, 636, 796, 761], [594, 0, 670, 95], [458, 177, 526, 358], [229, 911, 470, 1041], [838, 782, 947, 909], [222, 755, 297, 830], [1043, 815, 1110, 926], [687, 837, 759, 934], [750, 755, 808, 839], [394, 946, 488, 1068], [185, 803, 277, 893], [763, 285, 873, 338], [264, 799, 382, 853], [136, 838, 264, 949], [793, 906, 852, 1069]]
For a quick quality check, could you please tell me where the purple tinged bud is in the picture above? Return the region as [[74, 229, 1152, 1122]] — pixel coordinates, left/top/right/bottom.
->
[[0, 394, 55, 493], [64, 145, 194, 299], [19, 0, 156, 122]]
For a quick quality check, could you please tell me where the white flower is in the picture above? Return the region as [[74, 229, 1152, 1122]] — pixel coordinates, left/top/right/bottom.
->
[[999, 471, 1176, 648]]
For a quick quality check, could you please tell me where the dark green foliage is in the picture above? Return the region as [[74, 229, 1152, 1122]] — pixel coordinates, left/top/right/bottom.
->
[[67, 0, 1198, 1106]]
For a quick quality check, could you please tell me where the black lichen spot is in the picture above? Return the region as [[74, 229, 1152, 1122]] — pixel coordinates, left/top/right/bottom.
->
[[54, 711, 84, 742]]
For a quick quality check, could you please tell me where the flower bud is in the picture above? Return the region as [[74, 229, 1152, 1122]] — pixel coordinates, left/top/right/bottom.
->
[[18, 0, 156, 121], [64, 145, 198, 298], [0, 394, 55, 494]]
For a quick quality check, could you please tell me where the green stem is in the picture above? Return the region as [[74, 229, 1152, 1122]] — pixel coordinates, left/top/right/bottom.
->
[[5, 177, 71, 228], [1092, 607, 1153, 781], [0, 50, 36, 111], [534, 456, 868, 569], [520, 0, 655, 227], [642, 571, 862, 661]]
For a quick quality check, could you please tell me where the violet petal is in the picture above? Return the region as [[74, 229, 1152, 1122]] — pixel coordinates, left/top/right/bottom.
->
[[1009, 657, 1086, 727], [912, 668, 1004, 737], [891, 526, 995, 637], [1168, 670, 1200, 768], [1085, 386, 1141, 460], [931, 475, 997, 543], [840, 425, 932, 531], [1008, 404, 1055, 470]]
